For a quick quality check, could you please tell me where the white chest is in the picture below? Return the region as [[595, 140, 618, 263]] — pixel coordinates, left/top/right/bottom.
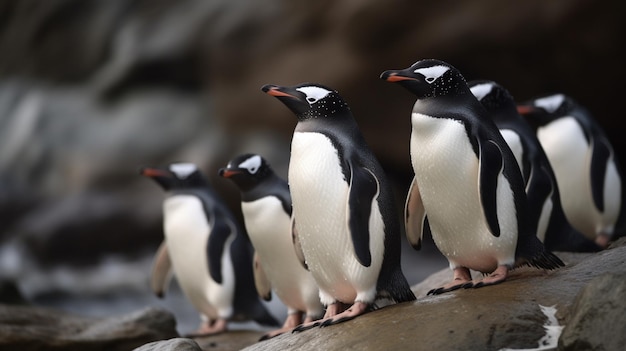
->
[[162, 195, 235, 319], [242, 197, 320, 311], [409, 113, 517, 272], [288, 132, 383, 303]]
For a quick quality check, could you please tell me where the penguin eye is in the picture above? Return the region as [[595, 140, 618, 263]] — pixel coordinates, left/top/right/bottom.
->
[[414, 65, 450, 85], [247, 166, 258, 174], [238, 155, 262, 175]]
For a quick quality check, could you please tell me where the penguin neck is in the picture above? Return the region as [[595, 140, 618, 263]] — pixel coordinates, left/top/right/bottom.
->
[[240, 173, 291, 215], [414, 92, 485, 121]]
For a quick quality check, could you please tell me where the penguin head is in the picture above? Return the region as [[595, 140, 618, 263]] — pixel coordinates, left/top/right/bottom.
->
[[140, 162, 208, 191], [517, 94, 571, 126], [261, 83, 350, 121], [380, 59, 468, 98], [218, 154, 272, 191], [469, 80, 516, 114]]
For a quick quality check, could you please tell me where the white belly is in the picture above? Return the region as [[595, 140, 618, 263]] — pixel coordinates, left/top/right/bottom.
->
[[289, 132, 384, 305], [242, 197, 322, 315], [410, 113, 517, 272], [537, 117, 621, 238], [163, 195, 235, 320]]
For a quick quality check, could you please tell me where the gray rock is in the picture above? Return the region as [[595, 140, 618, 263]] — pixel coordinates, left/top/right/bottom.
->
[[0, 304, 178, 351], [558, 272, 626, 351], [134, 338, 201, 351], [241, 243, 626, 351]]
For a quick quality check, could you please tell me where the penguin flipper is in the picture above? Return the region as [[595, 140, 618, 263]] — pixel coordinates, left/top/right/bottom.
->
[[207, 216, 233, 284], [253, 251, 272, 301], [150, 241, 173, 298], [346, 162, 378, 267], [291, 216, 308, 270], [405, 176, 426, 250], [478, 139, 504, 237], [525, 164, 554, 233], [590, 139, 612, 212]]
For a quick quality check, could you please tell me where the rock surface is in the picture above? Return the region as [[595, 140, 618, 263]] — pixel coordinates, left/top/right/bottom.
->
[[558, 271, 626, 351], [0, 305, 178, 351], [133, 338, 202, 351], [235, 241, 626, 351]]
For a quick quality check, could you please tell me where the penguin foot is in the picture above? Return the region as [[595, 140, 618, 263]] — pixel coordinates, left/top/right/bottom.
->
[[317, 301, 370, 328], [595, 234, 610, 249], [463, 265, 509, 289], [428, 267, 472, 295], [184, 319, 228, 338], [260, 313, 304, 340], [292, 321, 321, 333], [427, 284, 464, 296]]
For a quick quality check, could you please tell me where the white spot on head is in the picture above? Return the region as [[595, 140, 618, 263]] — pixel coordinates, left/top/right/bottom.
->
[[534, 94, 565, 113], [238, 155, 262, 174], [169, 163, 198, 179], [470, 83, 494, 101], [414, 65, 450, 84], [296, 86, 332, 105]]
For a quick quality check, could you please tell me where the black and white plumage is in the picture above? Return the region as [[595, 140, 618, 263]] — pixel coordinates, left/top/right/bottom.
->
[[517, 94, 623, 248], [468, 80, 600, 252], [140, 162, 278, 336], [219, 154, 323, 339], [381, 59, 564, 295], [261, 82, 415, 330]]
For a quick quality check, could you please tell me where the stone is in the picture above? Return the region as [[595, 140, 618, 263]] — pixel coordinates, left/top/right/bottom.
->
[[133, 338, 202, 351], [240, 244, 626, 351], [0, 305, 178, 351], [558, 272, 626, 351]]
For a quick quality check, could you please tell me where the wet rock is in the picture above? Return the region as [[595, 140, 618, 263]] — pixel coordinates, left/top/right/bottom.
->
[[0, 305, 178, 351], [241, 243, 626, 351], [558, 272, 626, 351], [133, 338, 201, 351]]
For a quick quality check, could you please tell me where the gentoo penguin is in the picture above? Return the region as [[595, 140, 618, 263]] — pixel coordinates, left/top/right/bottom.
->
[[140, 163, 279, 336], [517, 94, 624, 248], [468, 80, 600, 252], [380, 59, 564, 295], [218, 153, 324, 339], [261, 82, 416, 330]]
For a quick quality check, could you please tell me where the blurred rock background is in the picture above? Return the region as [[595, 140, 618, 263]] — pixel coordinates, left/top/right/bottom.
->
[[0, 0, 624, 335]]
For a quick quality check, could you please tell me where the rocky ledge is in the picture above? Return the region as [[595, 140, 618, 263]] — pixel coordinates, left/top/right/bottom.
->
[[238, 239, 626, 351], [2, 239, 624, 351]]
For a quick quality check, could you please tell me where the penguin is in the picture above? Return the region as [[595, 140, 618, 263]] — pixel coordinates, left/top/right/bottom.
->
[[468, 80, 600, 253], [517, 94, 623, 248], [140, 162, 279, 336], [380, 59, 564, 295], [261, 82, 416, 330], [218, 153, 324, 340]]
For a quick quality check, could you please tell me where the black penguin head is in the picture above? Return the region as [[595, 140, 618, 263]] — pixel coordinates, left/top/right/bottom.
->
[[469, 80, 517, 115], [517, 94, 571, 126], [140, 162, 208, 191], [261, 83, 350, 121], [380, 59, 469, 98], [218, 154, 272, 191]]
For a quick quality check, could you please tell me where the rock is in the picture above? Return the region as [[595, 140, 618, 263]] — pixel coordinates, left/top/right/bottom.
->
[[558, 272, 626, 351], [133, 338, 202, 351], [241, 243, 626, 351], [0, 305, 178, 351], [193, 331, 270, 351]]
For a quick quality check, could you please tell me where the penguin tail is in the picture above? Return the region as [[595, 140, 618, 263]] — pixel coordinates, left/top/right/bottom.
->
[[519, 250, 565, 270], [516, 232, 565, 270], [380, 268, 417, 303]]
